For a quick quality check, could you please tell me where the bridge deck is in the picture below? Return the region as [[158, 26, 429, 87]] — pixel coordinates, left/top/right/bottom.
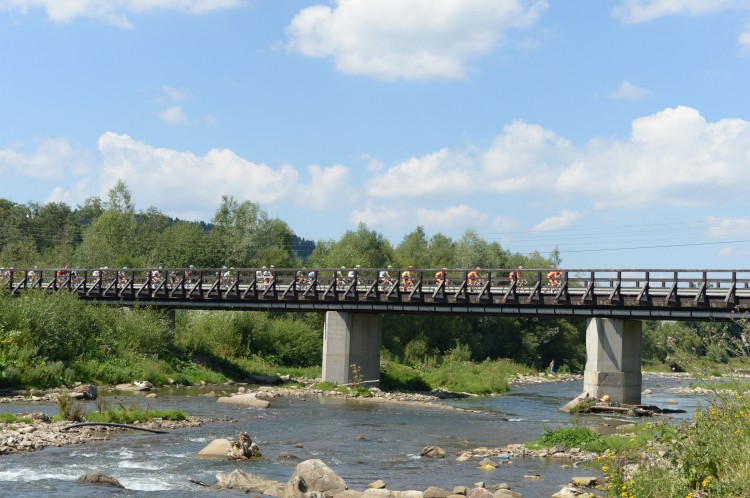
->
[[3, 267, 750, 320]]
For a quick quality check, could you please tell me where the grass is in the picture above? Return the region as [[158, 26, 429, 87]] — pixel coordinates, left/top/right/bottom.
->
[[0, 413, 33, 424], [381, 357, 534, 395], [86, 407, 186, 424], [602, 383, 750, 497]]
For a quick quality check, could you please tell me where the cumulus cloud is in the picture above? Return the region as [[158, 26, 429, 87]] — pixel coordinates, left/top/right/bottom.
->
[[0, 138, 90, 180], [532, 209, 584, 231], [366, 148, 477, 197], [285, 0, 548, 80], [718, 246, 750, 258], [297, 164, 353, 208], [351, 204, 488, 232], [555, 106, 750, 208], [80, 132, 297, 217], [609, 81, 651, 100], [0, 0, 245, 28], [612, 0, 749, 24]]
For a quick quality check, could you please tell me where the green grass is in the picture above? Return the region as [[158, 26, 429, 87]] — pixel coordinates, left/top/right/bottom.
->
[[86, 407, 186, 424], [0, 413, 33, 424]]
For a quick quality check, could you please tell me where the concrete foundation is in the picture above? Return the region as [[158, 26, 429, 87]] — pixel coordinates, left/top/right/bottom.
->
[[583, 318, 642, 405], [322, 311, 382, 387]]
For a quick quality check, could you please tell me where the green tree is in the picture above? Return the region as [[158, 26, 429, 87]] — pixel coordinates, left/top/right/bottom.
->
[[394, 227, 430, 268], [308, 223, 394, 268], [150, 221, 213, 268]]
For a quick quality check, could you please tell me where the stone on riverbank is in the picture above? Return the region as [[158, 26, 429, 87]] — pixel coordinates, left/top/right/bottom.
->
[[197, 438, 232, 458], [216, 393, 271, 408], [76, 471, 125, 488], [73, 384, 98, 400], [420, 445, 446, 459], [216, 469, 285, 495], [281, 458, 348, 498]]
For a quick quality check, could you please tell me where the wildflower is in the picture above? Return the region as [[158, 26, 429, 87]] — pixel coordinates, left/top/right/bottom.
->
[[602, 465, 609, 472], [702, 476, 712, 488]]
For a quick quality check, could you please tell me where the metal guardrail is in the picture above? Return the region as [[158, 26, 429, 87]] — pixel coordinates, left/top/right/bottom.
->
[[3, 267, 750, 320]]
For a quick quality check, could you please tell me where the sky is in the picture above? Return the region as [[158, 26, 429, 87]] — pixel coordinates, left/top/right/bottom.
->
[[1, 0, 750, 269]]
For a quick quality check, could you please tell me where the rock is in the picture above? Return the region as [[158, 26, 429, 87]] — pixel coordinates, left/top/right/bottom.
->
[[197, 438, 232, 458], [73, 384, 98, 400], [424, 486, 450, 498], [281, 459, 348, 498], [456, 451, 473, 461], [364, 489, 392, 497], [216, 469, 285, 495], [145, 393, 158, 399], [228, 432, 261, 460], [642, 389, 653, 395], [466, 488, 493, 498], [24, 412, 52, 423], [395, 491, 423, 498], [76, 471, 125, 489], [134, 380, 154, 391], [202, 391, 217, 397], [492, 484, 510, 491], [473, 483, 484, 489], [559, 392, 589, 413], [338, 491, 365, 498], [369, 480, 387, 489], [522, 475, 542, 480], [217, 393, 271, 408], [248, 374, 284, 385], [279, 452, 300, 460], [420, 446, 446, 459], [453, 486, 470, 495], [493, 490, 522, 498], [551, 487, 580, 498], [548, 445, 565, 454], [570, 477, 597, 487]]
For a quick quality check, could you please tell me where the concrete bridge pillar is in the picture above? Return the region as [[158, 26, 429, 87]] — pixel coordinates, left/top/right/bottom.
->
[[322, 311, 382, 387], [583, 318, 642, 405]]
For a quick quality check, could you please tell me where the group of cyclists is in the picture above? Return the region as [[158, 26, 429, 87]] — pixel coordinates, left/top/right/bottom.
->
[[1, 265, 566, 291]]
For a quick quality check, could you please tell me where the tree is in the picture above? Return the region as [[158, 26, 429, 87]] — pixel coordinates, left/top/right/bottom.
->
[[150, 221, 213, 268], [210, 195, 298, 267], [106, 179, 135, 214], [307, 223, 394, 268], [394, 227, 430, 268], [454, 228, 510, 268]]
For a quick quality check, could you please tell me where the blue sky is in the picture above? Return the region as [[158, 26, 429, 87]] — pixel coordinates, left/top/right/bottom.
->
[[2, 0, 750, 269]]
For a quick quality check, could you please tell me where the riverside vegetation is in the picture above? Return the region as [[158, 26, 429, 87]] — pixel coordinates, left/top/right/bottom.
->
[[5, 183, 750, 495]]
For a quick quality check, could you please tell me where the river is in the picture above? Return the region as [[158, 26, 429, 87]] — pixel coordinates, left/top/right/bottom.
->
[[0, 374, 703, 498]]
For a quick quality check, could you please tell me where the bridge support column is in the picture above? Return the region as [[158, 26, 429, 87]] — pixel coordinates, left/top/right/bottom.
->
[[322, 311, 382, 387], [583, 318, 642, 405]]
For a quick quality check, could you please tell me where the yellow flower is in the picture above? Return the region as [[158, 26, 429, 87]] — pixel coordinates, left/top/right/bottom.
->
[[602, 465, 609, 472], [702, 477, 712, 488]]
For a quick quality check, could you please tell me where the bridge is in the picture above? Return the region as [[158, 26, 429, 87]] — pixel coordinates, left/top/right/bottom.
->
[[4, 266, 750, 405]]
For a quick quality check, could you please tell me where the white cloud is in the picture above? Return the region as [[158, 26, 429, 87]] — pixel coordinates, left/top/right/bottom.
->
[[718, 246, 750, 258], [702, 216, 750, 238], [609, 81, 651, 100], [612, 0, 749, 24], [351, 204, 488, 232], [162, 85, 191, 103], [481, 121, 573, 192], [285, 0, 548, 81], [88, 132, 297, 216], [0, 138, 90, 180], [556, 106, 750, 208], [156, 106, 187, 125], [297, 164, 352, 209], [366, 148, 477, 197], [0, 0, 246, 27], [531, 209, 584, 231]]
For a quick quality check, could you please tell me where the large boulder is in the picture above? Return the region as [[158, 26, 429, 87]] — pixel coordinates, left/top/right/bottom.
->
[[281, 459, 348, 498], [216, 469, 285, 496], [217, 393, 271, 408], [197, 438, 232, 458], [73, 384, 98, 400], [76, 471, 125, 489], [420, 446, 446, 459]]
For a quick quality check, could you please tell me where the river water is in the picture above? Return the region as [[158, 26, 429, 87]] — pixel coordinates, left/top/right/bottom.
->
[[0, 375, 703, 498]]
